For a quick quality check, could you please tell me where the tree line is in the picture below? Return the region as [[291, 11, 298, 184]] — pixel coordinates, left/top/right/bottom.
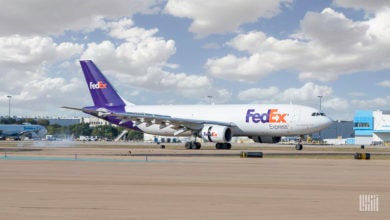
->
[[0, 117, 143, 141]]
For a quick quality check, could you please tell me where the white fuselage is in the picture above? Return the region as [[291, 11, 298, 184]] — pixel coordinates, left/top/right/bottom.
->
[[123, 104, 332, 137], [0, 124, 47, 138]]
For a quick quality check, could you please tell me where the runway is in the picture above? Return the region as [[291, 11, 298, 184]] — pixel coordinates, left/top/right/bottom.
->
[[0, 141, 389, 219], [1, 141, 389, 160]]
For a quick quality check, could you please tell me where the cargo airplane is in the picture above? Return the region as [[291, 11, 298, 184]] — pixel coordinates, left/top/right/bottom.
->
[[63, 60, 332, 150]]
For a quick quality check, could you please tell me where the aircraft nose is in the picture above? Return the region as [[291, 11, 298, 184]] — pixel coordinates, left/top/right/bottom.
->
[[323, 116, 333, 128]]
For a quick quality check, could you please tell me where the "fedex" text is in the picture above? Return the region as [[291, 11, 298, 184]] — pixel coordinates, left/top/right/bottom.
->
[[89, 81, 107, 90], [245, 109, 287, 123]]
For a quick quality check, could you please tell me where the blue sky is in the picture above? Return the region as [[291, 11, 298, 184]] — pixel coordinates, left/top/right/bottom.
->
[[0, 0, 389, 120]]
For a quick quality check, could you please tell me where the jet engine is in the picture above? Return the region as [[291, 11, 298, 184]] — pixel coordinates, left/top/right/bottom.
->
[[201, 125, 232, 143], [250, 136, 281, 143]]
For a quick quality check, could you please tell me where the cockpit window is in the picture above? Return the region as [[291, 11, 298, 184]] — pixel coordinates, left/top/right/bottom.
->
[[312, 112, 326, 116]]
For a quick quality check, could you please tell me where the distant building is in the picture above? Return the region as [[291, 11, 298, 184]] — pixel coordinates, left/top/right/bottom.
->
[[353, 110, 390, 145], [311, 120, 354, 139], [47, 117, 112, 127]]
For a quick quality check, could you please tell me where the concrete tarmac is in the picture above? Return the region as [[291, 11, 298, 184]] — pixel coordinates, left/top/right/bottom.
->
[[0, 142, 389, 219]]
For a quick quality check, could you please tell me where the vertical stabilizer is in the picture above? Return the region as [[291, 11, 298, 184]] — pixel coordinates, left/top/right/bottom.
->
[[80, 60, 126, 109]]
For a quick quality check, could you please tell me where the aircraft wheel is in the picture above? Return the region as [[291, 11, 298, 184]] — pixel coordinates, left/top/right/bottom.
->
[[185, 141, 201, 149], [194, 142, 201, 149], [295, 144, 303, 150], [225, 143, 232, 149], [215, 143, 231, 150]]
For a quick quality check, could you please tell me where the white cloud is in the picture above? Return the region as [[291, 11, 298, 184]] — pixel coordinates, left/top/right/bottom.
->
[[81, 19, 212, 95], [322, 97, 349, 110], [0, 72, 84, 116], [238, 82, 333, 103], [280, 82, 333, 102], [300, 8, 369, 53], [238, 87, 279, 101], [351, 96, 390, 109], [377, 80, 390, 87], [0, 0, 161, 35], [105, 18, 160, 42], [206, 8, 390, 82], [0, 35, 83, 91], [0, 35, 83, 67], [333, 0, 390, 12], [0, 34, 86, 116], [165, 0, 291, 37]]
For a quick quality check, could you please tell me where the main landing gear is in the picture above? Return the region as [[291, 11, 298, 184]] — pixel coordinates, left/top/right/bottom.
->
[[185, 141, 201, 149], [215, 143, 232, 150], [184, 142, 232, 150], [295, 135, 304, 150], [295, 143, 303, 150]]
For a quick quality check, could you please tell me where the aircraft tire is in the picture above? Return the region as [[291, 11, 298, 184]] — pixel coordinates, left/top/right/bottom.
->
[[194, 142, 201, 149], [295, 144, 303, 150], [215, 143, 232, 150], [185, 141, 201, 149], [225, 143, 232, 149]]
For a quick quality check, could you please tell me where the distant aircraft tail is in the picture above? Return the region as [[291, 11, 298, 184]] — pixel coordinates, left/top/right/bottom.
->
[[80, 60, 128, 111]]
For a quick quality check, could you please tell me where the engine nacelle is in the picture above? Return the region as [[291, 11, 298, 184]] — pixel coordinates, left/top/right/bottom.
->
[[201, 125, 232, 143], [250, 136, 281, 143]]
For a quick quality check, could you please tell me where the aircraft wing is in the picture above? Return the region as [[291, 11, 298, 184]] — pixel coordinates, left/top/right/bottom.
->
[[62, 106, 236, 135]]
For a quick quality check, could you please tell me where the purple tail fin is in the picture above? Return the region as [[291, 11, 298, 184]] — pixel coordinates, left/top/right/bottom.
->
[[80, 60, 126, 109]]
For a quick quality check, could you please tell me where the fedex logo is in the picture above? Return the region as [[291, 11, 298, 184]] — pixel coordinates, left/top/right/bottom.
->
[[204, 131, 218, 137], [89, 81, 107, 90], [245, 109, 287, 123]]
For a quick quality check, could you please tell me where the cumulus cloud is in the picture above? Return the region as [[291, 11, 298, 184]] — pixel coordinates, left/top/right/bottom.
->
[[0, 0, 160, 35], [332, 0, 390, 12], [0, 35, 83, 68], [81, 19, 212, 95], [377, 80, 390, 87], [0, 34, 86, 116], [165, 0, 291, 37], [0, 72, 85, 116], [351, 96, 390, 109], [0, 35, 83, 87], [206, 7, 390, 82], [238, 82, 333, 103], [0, 35, 83, 82], [237, 87, 280, 101], [322, 97, 349, 110]]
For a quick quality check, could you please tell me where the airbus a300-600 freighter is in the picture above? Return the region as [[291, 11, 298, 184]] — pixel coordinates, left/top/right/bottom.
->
[[63, 60, 332, 150]]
